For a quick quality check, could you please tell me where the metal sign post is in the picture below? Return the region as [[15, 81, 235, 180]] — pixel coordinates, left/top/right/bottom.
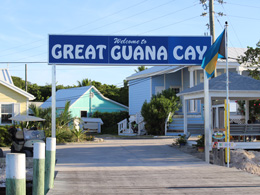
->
[[51, 65, 56, 138]]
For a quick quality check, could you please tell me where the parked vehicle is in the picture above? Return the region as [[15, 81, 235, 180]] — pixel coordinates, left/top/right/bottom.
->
[[8, 115, 45, 157], [0, 148, 3, 157]]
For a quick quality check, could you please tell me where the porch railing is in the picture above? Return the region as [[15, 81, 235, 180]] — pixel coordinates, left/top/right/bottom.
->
[[118, 119, 132, 135], [165, 112, 172, 135]]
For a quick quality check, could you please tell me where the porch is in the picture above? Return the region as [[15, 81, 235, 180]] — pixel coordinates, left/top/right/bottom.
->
[[118, 112, 146, 136], [177, 72, 260, 149]]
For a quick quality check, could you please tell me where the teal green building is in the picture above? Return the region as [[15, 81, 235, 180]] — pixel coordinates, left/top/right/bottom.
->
[[41, 86, 128, 118]]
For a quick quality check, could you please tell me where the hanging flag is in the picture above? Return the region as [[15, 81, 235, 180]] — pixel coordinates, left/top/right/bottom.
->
[[201, 29, 226, 78]]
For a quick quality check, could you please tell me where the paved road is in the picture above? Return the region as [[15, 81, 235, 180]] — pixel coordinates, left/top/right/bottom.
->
[[48, 139, 260, 194]]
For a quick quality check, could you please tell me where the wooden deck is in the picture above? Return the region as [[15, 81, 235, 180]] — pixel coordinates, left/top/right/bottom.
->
[[48, 139, 260, 195]]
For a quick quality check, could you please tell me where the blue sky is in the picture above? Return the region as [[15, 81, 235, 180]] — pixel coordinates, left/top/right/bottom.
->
[[0, 0, 259, 87]]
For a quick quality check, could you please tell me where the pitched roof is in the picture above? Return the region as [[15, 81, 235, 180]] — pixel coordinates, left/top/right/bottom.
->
[[0, 69, 13, 85], [126, 65, 184, 81], [0, 69, 35, 100], [177, 72, 260, 96], [41, 86, 128, 109], [126, 48, 247, 81]]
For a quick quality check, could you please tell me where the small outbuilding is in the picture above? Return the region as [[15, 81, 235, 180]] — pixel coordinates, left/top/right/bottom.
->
[[41, 85, 128, 118], [81, 117, 104, 133]]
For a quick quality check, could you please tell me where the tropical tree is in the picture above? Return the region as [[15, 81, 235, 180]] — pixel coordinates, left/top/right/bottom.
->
[[135, 66, 147, 73], [71, 128, 85, 142], [237, 41, 260, 120], [77, 78, 92, 87], [141, 88, 181, 135], [238, 41, 260, 79], [56, 101, 74, 130], [29, 104, 52, 130]]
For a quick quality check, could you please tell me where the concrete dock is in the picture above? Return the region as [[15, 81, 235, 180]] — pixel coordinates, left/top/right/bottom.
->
[[48, 139, 260, 194]]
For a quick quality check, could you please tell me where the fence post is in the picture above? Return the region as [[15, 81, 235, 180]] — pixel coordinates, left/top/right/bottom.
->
[[33, 142, 45, 195], [45, 137, 56, 194], [6, 153, 26, 195]]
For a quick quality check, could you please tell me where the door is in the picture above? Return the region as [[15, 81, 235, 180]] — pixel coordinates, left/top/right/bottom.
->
[[218, 107, 225, 129]]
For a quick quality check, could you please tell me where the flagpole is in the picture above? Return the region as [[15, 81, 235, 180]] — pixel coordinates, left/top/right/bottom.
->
[[225, 21, 230, 168]]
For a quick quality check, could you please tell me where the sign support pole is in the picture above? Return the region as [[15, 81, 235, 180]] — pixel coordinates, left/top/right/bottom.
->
[[204, 70, 211, 163], [52, 64, 56, 138]]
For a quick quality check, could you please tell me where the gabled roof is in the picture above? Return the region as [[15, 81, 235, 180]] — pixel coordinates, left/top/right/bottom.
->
[[126, 48, 247, 81], [0, 69, 35, 100], [126, 66, 184, 81], [41, 86, 128, 109], [0, 69, 13, 85], [177, 72, 260, 96]]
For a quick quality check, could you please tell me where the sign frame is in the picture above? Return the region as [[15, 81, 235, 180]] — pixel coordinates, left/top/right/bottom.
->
[[48, 34, 212, 66]]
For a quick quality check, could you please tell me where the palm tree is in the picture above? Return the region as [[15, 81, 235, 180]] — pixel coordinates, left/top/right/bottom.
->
[[56, 101, 74, 130], [29, 104, 51, 130], [77, 79, 92, 87], [135, 66, 147, 73]]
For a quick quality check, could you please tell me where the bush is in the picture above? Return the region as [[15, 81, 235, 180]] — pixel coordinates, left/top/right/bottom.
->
[[175, 135, 187, 146], [92, 111, 129, 134], [71, 128, 85, 142], [141, 89, 180, 135], [0, 126, 12, 147], [196, 135, 205, 147], [85, 135, 95, 141], [56, 128, 73, 143]]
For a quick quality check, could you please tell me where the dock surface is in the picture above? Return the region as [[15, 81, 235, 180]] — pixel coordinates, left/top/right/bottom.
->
[[48, 139, 260, 194]]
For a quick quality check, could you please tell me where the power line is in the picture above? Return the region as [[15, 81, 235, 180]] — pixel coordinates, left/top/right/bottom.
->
[[214, 15, 240, 58], [62, 0, 149, 33], [220, 4, 243, 48], [111, 3, 199, 34], [227, 2, 260, 9], [0, 1, 148, 52], [140, 15, 200, 34], [81, 0, 177, 34], [0, 0, 150, 59], [227, 15, 260, 21]]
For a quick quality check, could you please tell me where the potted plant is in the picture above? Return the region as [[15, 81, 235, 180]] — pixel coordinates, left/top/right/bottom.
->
[[176, 135, 187, 146], [196, 134, 205, 152]]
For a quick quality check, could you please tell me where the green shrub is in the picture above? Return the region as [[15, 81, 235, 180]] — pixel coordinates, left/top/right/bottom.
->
[[85, 135, 95, 141], [196, 135, 205, 147], [141, 89, 180, 135], [71, 128, 85, 142], [92, 111, 128, 134], [175, 135, 187, 146], [56, 128, 73, 143], [0, 126, 12, 147]]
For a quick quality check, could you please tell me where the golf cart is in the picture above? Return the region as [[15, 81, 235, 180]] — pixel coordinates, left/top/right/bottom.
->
[[8, 115, 46, 157], [0, 148, 3, 157]]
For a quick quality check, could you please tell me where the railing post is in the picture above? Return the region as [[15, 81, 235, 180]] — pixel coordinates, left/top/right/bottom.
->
[[45, 137, 56, 194], [6, 153, 26, 195], [33, 142, 45, 195]]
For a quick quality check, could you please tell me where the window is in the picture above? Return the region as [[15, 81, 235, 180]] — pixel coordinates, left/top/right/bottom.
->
[[81, 111, 87, 117], [172, 88, 180, 94], [170, 86, 180, 94], [1, 104, 12, 124], [155, 86, 164, 94]]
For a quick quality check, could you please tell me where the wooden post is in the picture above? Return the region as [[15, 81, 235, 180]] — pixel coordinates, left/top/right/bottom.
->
[[6, 153, 26, 195], [33, 142, 45, 195], [45, 137, 56, 194]]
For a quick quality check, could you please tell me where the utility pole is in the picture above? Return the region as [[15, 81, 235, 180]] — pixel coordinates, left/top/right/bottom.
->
[[25, 64, 27, 92], [209, 0, 215, 42], [209, 0, 217, 77]]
